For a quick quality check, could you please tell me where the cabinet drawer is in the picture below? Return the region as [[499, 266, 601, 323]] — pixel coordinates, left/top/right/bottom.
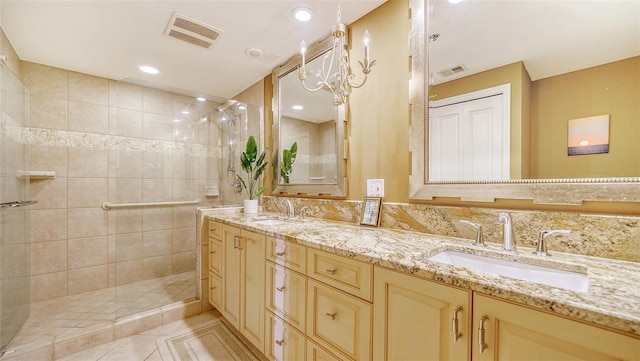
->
[[265, 311, 306, 361], [306, 340, 343, 361], [266, 236, 306, 274], [208, 271, 222, 309], [307, 248, 372, 301], [266, 261, 307, 331], [209, 239, 222, 276], [307, 279, 372, 361], [209, 220, 222, 239]]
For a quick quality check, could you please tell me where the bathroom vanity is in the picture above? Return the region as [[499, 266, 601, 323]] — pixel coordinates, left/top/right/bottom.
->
[[205, 213, 640, 360]]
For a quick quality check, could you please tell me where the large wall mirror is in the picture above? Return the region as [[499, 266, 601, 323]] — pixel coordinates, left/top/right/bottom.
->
[[272, 37, 347, 197], [409, 0, 640, 204]]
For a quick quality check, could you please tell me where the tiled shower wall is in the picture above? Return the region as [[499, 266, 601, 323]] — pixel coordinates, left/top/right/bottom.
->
[[16, 62, 224, 303]]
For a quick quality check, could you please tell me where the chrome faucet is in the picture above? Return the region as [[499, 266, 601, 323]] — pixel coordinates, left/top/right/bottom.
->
[[279, 198, 294, 218], [460, 220, 486, 247], [497, 212, 516, 251], [534, 229, 571, 256], [299, 206, 310, 220]]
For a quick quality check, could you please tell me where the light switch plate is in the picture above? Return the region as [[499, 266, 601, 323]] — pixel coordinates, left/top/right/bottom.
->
[[366, 179, 384, 197]]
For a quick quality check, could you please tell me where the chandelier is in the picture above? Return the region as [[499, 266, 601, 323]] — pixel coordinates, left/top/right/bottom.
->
[[298, 5, 375, 106]]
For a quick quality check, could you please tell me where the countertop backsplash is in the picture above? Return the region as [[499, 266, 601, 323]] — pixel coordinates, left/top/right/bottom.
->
[[262, 196, 640, 263]]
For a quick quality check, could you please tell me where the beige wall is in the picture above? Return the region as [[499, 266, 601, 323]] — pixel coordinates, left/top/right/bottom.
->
[[531, 56, 640, 178]]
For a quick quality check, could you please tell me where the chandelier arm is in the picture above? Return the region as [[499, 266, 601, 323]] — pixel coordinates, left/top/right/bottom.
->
[[300, 78, 329, 93]]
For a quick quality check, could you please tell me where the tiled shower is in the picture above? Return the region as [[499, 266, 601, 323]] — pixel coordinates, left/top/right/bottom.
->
[[0, 59, 259, 357]]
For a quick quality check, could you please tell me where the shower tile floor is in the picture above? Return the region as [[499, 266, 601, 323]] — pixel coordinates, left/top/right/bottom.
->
[[6, 271, 196, 357]]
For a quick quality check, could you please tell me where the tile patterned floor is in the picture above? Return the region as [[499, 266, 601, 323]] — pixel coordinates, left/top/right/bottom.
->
[[6, 271, 196, 358], [56, 310, 222, 361]]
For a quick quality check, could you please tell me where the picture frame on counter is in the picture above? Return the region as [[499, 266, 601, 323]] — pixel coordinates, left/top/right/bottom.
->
[[360, 196, 383, 227]]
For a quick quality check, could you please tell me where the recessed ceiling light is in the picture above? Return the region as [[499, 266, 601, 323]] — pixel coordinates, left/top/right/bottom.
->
[[292, 105, 304, 110], [244, 48, 264, 59], [196, 97, 206, 102], [139, 65, 159, 74], [181, 110, 190, 115], [293, 7, 313, 22]]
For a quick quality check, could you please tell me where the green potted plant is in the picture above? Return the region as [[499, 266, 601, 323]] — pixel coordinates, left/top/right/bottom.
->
[[237, 135, 268, 213], [280, 141, 297, 184]]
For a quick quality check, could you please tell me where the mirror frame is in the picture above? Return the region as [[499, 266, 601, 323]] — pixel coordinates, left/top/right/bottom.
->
[[272, 37, 348, 198], [408, 0, 640, 205]]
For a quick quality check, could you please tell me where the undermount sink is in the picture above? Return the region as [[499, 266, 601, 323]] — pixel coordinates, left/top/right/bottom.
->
[[428, 250, 589, 292], [253, 219, 285, 226]]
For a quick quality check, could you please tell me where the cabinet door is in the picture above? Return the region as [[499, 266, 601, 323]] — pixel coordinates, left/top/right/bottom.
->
[[373, 266, 471, 361], [472, 293, 640, 360], [307, 279, 372, 360], [209, 238, 222, 276], [240, 229, 266, 353], [221, 225, 241, 329], [265, 311, 306, 361], [266, 261, 307, 331], [208, 271, 222, 309]]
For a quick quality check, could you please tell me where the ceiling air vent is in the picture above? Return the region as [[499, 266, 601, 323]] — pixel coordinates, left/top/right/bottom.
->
[[437, 64, 468, 78], [164, 12, 223, 49]]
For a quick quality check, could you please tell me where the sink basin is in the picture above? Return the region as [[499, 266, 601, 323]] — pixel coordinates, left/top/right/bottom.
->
[[428, 251, 589, 292], [253, 219, 285, 226]]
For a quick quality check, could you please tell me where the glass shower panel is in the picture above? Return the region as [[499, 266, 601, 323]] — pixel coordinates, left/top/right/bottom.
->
[[111, 83, 210, 319], [0, 64, 31, 352]]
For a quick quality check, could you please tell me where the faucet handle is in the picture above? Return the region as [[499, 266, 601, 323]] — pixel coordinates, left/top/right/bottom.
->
[[460, 220, 486, 248], [299, 206, 310, 220], [534, 229, 571, 256]]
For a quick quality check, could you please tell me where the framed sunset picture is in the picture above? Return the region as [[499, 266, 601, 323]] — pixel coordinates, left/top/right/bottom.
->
[[567, 115, 610, 156]]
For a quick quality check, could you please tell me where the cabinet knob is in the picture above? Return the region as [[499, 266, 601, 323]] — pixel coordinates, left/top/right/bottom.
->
[[275, 339, 284, 346], [276, 251, 286, 256], [325, 312, 337, 320], [276, 286, 285, 292], [325, 268, 337, 275]]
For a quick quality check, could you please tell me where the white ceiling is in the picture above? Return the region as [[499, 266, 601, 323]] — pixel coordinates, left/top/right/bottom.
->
[[429, 0, 640, 84], [0, 0, 386, 103]]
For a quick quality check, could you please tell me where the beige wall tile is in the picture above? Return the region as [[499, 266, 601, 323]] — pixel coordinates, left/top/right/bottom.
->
[[115, 232, 143, 261], [172, 206, 196, 228], [29, 144, 67, 176], [142, 255, 172, 279], [171, 154, 200, 180], [21, 61, 67, 99], [1, 211, 28, 246], [108, 107, 143, 137], [29, 96, 67, 129], [30, 177, 68, 210], [172, 180, 199, 201], [67, 148, 108, 178], [110, 209, 143, 234], [1, 244, 28, 278], [172, 227, 196, 252], [142, 113, 173, 141], [142, 230, 172, 257], [142, 208, 172, 231], [67, 265, 108, 295], [68, 208, 107, 238], [30, 209, 67, 243], [68, 178, 107, 208], [30, 240, 67, 275], [108, 263, 116, 288], [108, 80, 143, 111], [108, 235, 116, 263], [115, 259, 143, 286], [109, 178, 143, 205], [68, 72, 108, 105], [143, 88, 173, 116], [31, 271, 67, 302], [143, 152, 172, 179], [142, 179, 173, 203], [172, 251, 195, 273], [108, 150, 143, 178], [68, 101, 108, 134], [68, 236, 108, 269]]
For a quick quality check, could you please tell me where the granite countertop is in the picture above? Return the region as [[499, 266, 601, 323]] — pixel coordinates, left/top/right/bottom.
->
[[203, 210, 640, 337]]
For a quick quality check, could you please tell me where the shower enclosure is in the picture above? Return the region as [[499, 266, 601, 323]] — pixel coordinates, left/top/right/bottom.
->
[[0, 62, 31, 353]]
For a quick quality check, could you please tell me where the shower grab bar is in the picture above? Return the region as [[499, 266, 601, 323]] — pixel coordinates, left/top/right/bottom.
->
[[0, 200, 38, 208], [102, 199, 201, 210]]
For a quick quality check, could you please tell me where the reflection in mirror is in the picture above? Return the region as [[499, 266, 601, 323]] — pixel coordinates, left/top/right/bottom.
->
[[408, 0, 640, 204], [273, 37, 347, 197]]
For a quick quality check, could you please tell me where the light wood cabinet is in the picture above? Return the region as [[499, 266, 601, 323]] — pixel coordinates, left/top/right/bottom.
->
[[208, 271, 222, 309], [308, 248, 373, 301], [373, 266, 471, 361], [472, 293, 640, 361], [267, 235, 306, 274], [307, 340, 344, 361], [265, 310, 307, 361], [209, 239, 222, 276], [266, 261, 307, 331], [221, 224, 266, 353], [307, 279, 372, 361]]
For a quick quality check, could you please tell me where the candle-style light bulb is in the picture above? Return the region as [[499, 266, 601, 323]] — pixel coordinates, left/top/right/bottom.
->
[[363, 30, 370, 62], [300, 40, 307, 66]]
